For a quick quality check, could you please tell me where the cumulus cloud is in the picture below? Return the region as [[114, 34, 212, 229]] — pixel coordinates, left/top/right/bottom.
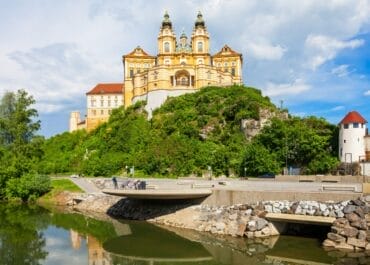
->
[[0, 0, 370, 134], [305, 35, 364, 70], [263, 79, 311, 97], [246, 41, 286, 60], [364, 90, 370, 96]]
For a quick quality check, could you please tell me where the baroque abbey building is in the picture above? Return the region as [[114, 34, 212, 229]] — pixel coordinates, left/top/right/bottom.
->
[[70, 11, 243, 132], [123, 11, 243, 114]]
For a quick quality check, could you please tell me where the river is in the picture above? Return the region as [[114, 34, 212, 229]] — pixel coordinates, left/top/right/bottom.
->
[[0, 203, 367, 265]]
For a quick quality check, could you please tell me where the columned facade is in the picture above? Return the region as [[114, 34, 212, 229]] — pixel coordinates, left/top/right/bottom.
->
[[122, 11, 243, 110]]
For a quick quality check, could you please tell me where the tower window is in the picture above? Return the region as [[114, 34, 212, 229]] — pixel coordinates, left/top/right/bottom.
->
[[231, 68, 235, 76], [164, 42, 170, 52], [344, 124, 349, 129], [353, 123, 359, 128], [197, 42, 203, 52]]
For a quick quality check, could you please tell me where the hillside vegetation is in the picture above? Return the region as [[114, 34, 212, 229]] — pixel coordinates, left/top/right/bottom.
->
[[37, 85, 339, 177]]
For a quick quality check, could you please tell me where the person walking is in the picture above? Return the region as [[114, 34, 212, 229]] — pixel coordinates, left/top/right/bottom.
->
[[112, 176, 118, 189]]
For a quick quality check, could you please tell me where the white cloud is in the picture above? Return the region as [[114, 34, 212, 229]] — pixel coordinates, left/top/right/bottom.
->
[[247, 41, 286, 60], [263, 79, 311, 97], [331, 65, 351, 77], [305, 35, 364, 70], [0, 0, 370, 134], [364, 90, 370, 96], [330, 105, 345, 111]]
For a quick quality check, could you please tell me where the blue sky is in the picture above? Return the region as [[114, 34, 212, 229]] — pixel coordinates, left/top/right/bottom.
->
[[0, 0, 370, 137]]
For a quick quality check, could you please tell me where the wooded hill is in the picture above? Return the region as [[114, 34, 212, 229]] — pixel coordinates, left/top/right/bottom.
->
[[37, 85, 339, 177]]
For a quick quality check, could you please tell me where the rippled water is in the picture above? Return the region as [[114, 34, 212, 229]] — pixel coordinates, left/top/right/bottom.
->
[[0, 203, 368, 265]]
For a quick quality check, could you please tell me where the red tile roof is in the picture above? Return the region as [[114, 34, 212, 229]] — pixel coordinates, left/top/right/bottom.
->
[[86, 83, 124, 95], [340, 111, 367, 124]]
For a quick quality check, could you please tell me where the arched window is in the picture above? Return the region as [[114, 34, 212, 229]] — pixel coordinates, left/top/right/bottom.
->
[[197, 59, 204, 65], [180, 77, 188, 86], [164, 42, 170, 52], [197, 42, 203, 52]]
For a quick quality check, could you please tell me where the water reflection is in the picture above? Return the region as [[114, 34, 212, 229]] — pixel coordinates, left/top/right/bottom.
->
[[1, 203, 370, 265]]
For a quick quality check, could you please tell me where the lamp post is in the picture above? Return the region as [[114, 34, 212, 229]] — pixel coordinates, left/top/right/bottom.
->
[[207, 166, 212, 179], [244, 167, 247, 178]]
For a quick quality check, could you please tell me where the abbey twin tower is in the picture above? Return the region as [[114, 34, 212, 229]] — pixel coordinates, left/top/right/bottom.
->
[[70, 11, 243, 132]]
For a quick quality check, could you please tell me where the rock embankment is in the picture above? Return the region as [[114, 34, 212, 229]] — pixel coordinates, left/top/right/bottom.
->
[[59, 190, 370, 253], [323, 198, 370, 252]]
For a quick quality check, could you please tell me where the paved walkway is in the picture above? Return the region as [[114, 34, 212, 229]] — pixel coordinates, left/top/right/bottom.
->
[[69, 177, 102, 194]]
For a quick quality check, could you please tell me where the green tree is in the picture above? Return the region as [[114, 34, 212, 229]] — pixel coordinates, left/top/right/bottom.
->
[[240, 143, 281, 176], [0, 90, 43, 198]]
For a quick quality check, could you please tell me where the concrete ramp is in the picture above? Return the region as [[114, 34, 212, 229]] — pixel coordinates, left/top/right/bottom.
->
[[265, 213, 335, 226], [102, 189, 212, 200]]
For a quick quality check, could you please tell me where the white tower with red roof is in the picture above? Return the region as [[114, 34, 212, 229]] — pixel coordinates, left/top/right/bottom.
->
[[339, 111, 367, 163]]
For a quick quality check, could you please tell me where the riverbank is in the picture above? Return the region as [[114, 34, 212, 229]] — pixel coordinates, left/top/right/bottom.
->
[[39, 176, 370, 257], [45, 187, 370, 257]]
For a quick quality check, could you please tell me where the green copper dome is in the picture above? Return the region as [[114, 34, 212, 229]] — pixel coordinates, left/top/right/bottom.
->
[[180, 29, 187, 39]]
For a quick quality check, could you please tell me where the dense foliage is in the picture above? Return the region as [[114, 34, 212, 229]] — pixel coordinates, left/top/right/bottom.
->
[[37, 85, 339, 177], [0, 90, 50, 200], [242, 116, 339, 176]]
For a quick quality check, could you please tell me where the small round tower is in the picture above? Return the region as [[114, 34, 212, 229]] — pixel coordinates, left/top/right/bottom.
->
[[339, 111, 367, 162]]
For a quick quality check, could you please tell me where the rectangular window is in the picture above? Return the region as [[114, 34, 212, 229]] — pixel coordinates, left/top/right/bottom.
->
[[92, 110, 96, 116], [115, 100, 118, 106], [100, 110, 104, 115], [91, 100, 96, 107], [100, 100, 104, 107], [231, 68, 235, 76], [129, 69, 134, 78], [353, 123, 359, 128], [108, 109, 112, 115], [344, 124, 349, 129], [108, 100, 111, 107]]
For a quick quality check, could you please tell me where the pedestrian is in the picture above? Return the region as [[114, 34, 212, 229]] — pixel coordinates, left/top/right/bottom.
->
[[112, 176, 118, 189]]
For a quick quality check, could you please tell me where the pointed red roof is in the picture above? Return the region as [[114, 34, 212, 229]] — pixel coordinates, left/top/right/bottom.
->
[[86, 83, 124, 95], [340, 111, 367, 124]]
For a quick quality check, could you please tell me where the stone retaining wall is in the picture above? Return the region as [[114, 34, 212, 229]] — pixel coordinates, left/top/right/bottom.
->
[[66, 191, 370, 253]]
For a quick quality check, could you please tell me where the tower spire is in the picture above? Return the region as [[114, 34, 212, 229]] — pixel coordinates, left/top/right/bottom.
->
[[161, 10, 172, 28], [195, 11, 205, 27]]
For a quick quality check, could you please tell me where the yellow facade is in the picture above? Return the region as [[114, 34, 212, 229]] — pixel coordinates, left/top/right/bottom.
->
[[123, 11, 243, 108]]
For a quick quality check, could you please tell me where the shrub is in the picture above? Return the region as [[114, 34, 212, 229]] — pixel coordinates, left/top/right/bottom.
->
[[5, 173, 51, 202]]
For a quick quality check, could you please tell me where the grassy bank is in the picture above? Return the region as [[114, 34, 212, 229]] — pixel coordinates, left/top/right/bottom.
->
[[38, 178, 83, 204]]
